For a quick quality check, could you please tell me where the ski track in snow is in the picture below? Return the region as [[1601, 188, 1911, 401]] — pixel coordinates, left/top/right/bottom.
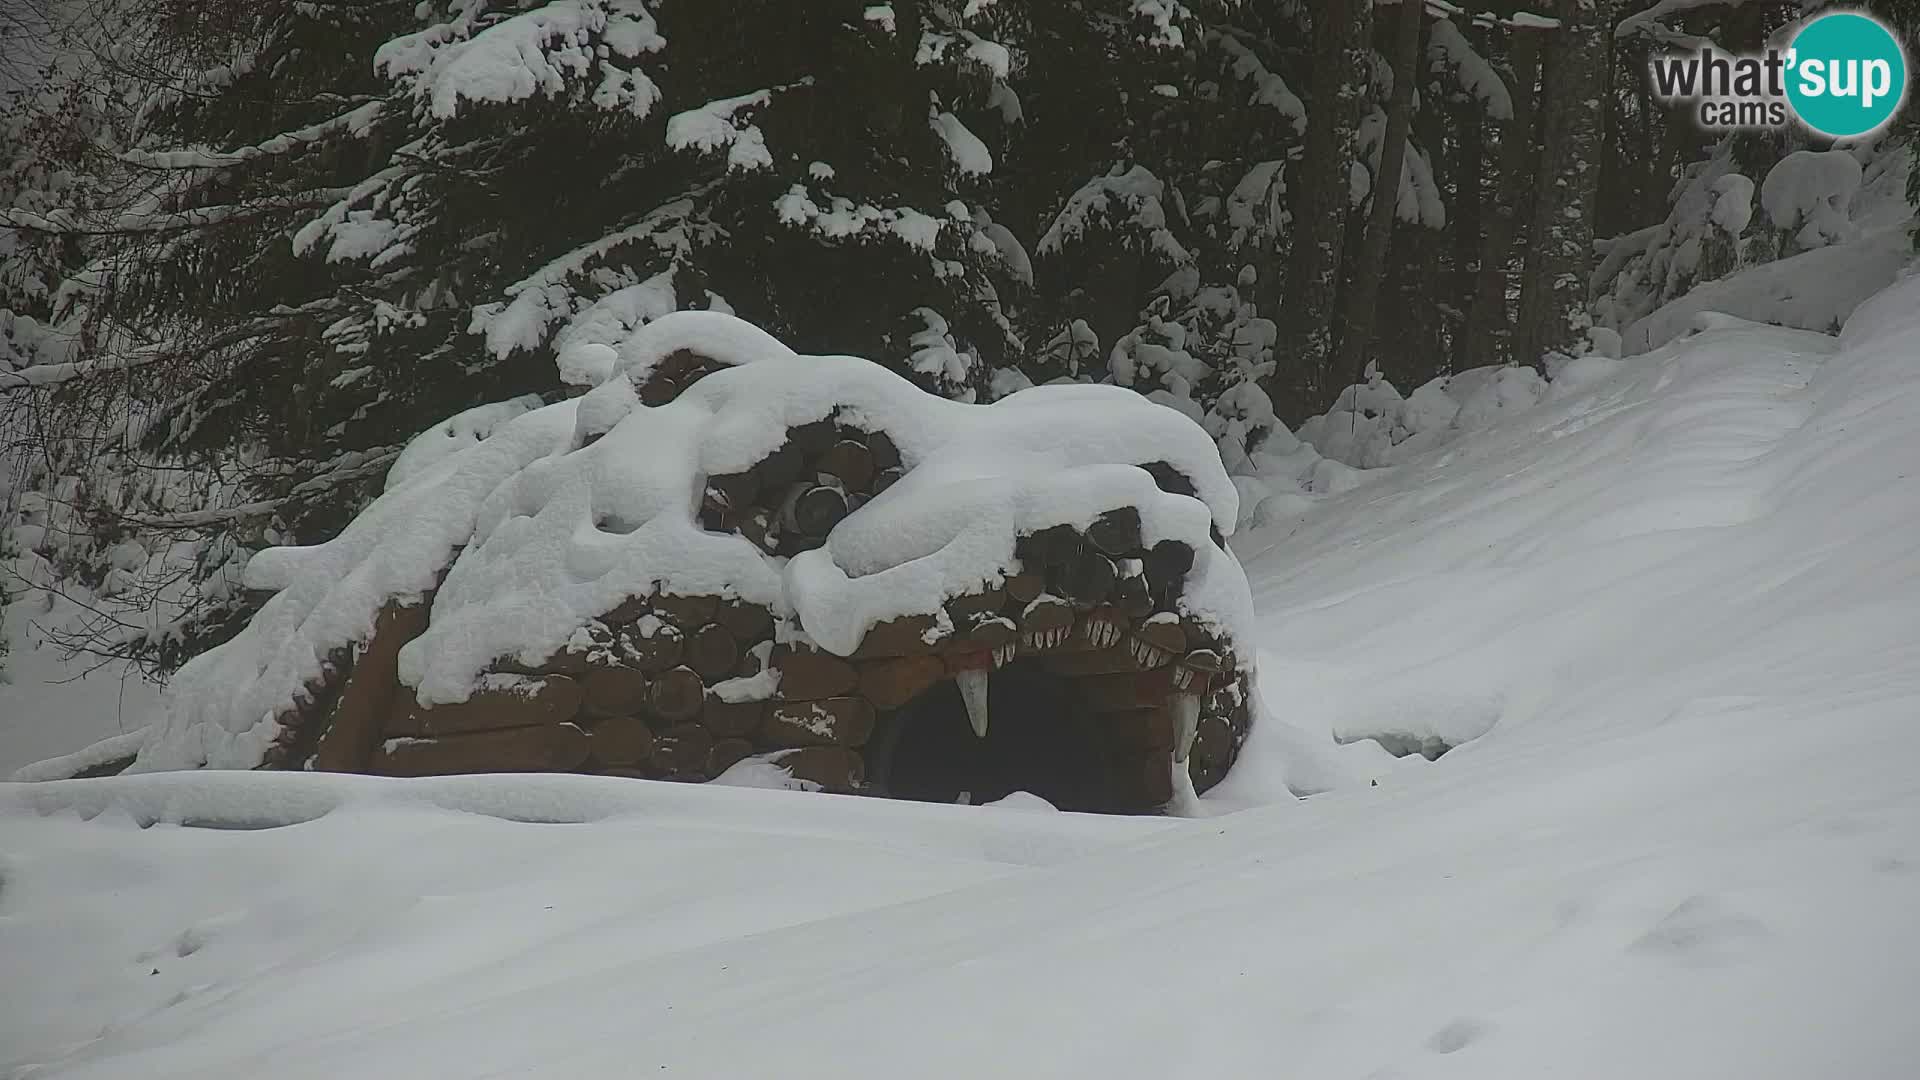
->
[[7, 278, 1920, 1076]]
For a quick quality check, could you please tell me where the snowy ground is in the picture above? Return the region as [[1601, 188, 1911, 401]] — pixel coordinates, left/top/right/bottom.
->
[[6, 273, 1920, 1077]]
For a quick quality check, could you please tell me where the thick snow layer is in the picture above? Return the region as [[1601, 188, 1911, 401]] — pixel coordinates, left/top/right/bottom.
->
[[929, 110, 992, 175], [377, 0, 663, 119], [1611, 139, 1910, 353], [112, 310, 1243, 771], [1428, 17, 1512, 120], [1038, 165, 1192, 266], [7, 272, 1920, 1075], [1623, 223, 1910, 353], [1761, 149, 1862, 248]]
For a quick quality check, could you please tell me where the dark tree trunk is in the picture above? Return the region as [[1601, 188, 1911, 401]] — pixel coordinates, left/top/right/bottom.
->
[[1462, 29, 1541, 367], [1408, 89, 1452, 386], [1450, 97, 1485, 375], [1514, 0, 1608, 366], [1337, 0, 1425, 384], [1266, 0, 1372, 423]]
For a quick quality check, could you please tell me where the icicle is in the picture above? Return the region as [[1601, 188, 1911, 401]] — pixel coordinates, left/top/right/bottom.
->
[[1170, 691, 1200, 762], [993, 642, 1016, 668], [957, 668, 991, 737]]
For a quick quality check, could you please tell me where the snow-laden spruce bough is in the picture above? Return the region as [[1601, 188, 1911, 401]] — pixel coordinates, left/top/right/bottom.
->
[[23, 312, 1260, 812]]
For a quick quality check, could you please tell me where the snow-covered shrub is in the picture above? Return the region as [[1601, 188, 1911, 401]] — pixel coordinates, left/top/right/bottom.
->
[[1761, 149, 1862, 252], [1296, 363, 1548, 471], [1593, 141, 1753, 336]]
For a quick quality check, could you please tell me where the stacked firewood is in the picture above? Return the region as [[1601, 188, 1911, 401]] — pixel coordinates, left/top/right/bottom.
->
[[698, 410, 902, 556], [283, 409, 1252, 811]]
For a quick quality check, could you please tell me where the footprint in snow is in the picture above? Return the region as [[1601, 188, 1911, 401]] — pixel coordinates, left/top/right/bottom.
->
[[1425, 1017, 1490, 1054], [1628, 895, 1769, 966]]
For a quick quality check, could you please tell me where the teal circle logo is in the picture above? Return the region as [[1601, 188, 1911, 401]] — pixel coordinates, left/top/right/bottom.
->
[[1786, 12, 1907, 138]]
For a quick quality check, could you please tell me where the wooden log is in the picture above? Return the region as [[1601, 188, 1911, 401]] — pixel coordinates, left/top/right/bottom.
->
[[698, 489, 736, 532], [708, 471, 759, 512], [1080, 668, 1180, 713], [372, 723, 590, 777], [1063, 550, 1117, 607], [740, 508, 774, 550], [708, 737, 755, 776], [773, 645, 859, 698], [1004, 570, 1047, 605], [651, 592, 720, 628], [651, 723, 713, 775], [1070, 603, 1130, 652], [685, 622, 740, 682], [637, 378, 677, 407], [952, 614, 1015, 653], [1180, 648, 1227, 674], [388, 674, 584, 737], [1018, 593, 1075, 634], [1114, 570, 1154, 619], [857, 654, 946, 710], [871, 466, 904, 494], [701, 697, 766, 737], [774, 746, 865, 793], [1145, 538, 1195, 582], [1081, 672, 1148, 713], [1132, 613, 1189, 656], [851, 613, 947, 658], [734, 644, 766, 679], [715, 598, 773, 642], [946, 587, 1006, 622], [1086, 506, 1143, 556], [790, 480, 849, 537], [867, 430, 901, 471], [1023, 524, 1081, 568], [754, 443, 805, 490], [590, 714, 655, 766], [602, 595, 651, 626], [1043, 644, 1146, 678], [314, 600, 430, 772], [1141, 460, 1197, 496], [580, 667, 650, 719], [817, 438, 876, 492], [1193, 714, 1234, 766], [618, 618, 684, 673], [533, 621, 609, 676], [647, 666, 706, 722], [765, 697, 876, 747], [790, 417, 838, 454]]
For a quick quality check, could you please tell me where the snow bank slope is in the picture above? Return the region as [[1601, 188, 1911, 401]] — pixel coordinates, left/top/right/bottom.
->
[[1231, 270, 1920, 800], [6, 275, 1920, 1077]]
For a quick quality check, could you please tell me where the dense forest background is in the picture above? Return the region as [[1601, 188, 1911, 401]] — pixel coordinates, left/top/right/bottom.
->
[[2, 0, 1917, 685]]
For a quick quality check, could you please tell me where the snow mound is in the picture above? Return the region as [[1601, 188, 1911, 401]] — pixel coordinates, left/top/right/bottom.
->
[[119, 311, 1248, 773]]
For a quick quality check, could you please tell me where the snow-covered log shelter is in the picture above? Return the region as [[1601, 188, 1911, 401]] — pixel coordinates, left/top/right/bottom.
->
[[41, 313, 1258, 812]]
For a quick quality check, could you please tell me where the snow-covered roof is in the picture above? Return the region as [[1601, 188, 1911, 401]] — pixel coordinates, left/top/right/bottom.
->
[[129, 310, 1251, 772]]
